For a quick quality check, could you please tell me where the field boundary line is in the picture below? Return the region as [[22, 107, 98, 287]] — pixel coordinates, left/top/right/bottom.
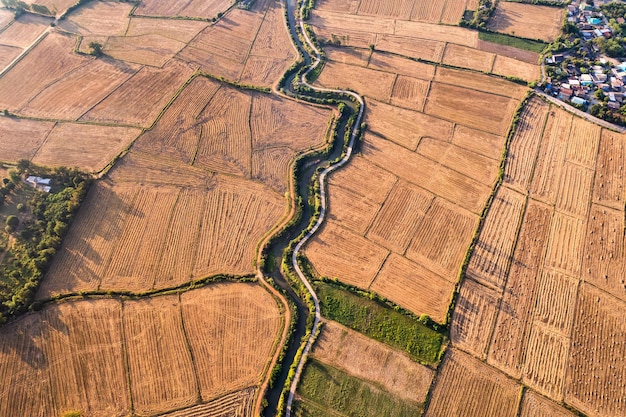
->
[[0, 27, 50, 79]]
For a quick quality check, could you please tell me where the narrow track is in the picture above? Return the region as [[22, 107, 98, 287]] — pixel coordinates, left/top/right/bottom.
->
[[283, 0, 365, 415]]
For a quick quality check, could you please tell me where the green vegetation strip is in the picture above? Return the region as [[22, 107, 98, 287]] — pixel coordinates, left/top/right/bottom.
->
[[478, 31, 547, 53], [293, 359, 424, 417], [315, 281, 444, 365]]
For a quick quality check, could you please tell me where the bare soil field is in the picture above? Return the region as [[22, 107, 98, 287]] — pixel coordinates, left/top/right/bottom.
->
[[0, 9, 13, 30], [126, 17, 208, 42], [521, 390, 577, 417], [416, 137, 499, 185], [134, 0, 233, 19], [312, 320, 435, 401], [160, 387, 256, 417], [440, 0, 470, 24], [487, 2, 564, 42], [316, 0, 360, 14], [410, 0, 445, 23], [452, 125, 505, 161], [357, 0, 414, 19], [0, 283, 281, 417], [0, 44, 20, 71], [39, 177, 283, 295], [368, 51, 435, 79], [31, 122, 141, 172], [375, 34, 446, 62], [565, 284, 626, 417], [0, 117, 54, 162], [181, 283, 282, 400], [82, 59, 196, 127], [20, 58, 140, 120], [0, 13, 50, 48], [425, 349, 521, 417]]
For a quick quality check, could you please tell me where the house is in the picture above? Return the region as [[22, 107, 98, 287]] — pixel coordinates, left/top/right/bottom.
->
[[581, 73, 594, 86], [26, 176, 52, 192], [559, 87, 574, 99], [572, 96, 587, 106], [608, 101, 621, 110]]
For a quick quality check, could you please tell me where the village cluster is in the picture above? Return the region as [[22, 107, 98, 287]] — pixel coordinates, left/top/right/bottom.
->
[[544, 0, 626, 118]]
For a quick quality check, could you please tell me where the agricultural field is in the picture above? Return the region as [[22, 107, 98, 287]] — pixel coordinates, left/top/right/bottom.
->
[[134, 0, 233, 19], [309, 7, 540, 80], [306, 53, 521, 323], [425, 349, 521, 417], [487, 2, 564, 42], [39, 76, 330, 296], [0, 283, 282, 417], [311, 321, 435, 402], [0, 13, 50, 48], [178, 0, 296, 86], [450, 99, 626, 416]]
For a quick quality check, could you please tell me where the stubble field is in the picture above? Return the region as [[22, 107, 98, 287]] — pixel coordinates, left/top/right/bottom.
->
[[449, 98, 626, 417], [0, 283, 282, 417]]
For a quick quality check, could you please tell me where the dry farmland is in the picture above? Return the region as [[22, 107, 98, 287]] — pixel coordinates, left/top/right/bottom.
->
[[0, 13, 50, 48], [134, 0, 233, 19], [0, 283, 282, 417], [306, 51, 522, 323], [309, 7, 540, 80], [39, 76, 330, 295], [450, 100, 626, 417], [425, 349, 521, 417], [487, 2, 564, 42], [312, 320, 435, 402], [0, 117, 54, 163], [31, 123, 142, 172], [177, 0, 296, 87]]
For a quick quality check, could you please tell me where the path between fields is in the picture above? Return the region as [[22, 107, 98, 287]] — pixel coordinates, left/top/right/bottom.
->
[[283, 0, 365, 415], [0, 26, 51, 78]]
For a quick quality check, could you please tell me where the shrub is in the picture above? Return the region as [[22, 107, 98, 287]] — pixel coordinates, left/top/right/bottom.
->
[[5, 215, 19, 232]]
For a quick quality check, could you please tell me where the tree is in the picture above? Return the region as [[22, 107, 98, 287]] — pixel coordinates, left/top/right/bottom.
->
[[5, 215, 19, 232], [88, 41, 103, 57]]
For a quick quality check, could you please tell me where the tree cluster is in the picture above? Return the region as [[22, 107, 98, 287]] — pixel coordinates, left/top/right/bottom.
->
[[0, 161, 91, 325]]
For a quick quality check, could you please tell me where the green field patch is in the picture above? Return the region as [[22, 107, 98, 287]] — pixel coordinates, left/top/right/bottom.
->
[[479, 31, 547, 53], [315, 281, 445, 365], [293, 359, 424, 417]]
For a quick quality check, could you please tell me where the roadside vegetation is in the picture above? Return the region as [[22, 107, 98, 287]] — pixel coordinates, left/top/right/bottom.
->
[[315, 281, 445, 365], [0, 160, 91, 325], [293, 359, 424, 417]]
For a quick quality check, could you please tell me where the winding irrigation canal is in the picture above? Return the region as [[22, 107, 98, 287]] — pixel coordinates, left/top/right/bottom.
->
[[257, 0, 366, 415]]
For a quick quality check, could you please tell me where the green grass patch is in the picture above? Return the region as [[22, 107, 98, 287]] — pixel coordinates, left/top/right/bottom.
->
[[479, 31, 547, 53], [315, 282, 445, 364], [293, 359, 424, 417]]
